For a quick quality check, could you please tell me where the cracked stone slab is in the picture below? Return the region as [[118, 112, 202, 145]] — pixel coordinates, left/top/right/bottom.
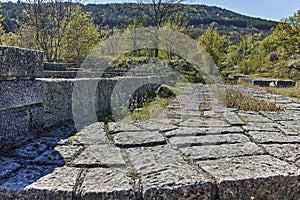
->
[[72, 123, 110, 145], [126, 145, 214, 199], [33, 145, 82, 166], [242, 124, 281, 132], [134, 120, 177, 132], [24, 167, 81, 200], [164, 126, 244, 137], [237, 112, 273, 123], [222, 111, 246, 126], [80, 168, 136, 200], [112, 131, 166, 148], [0, 157, 21, 180], [169, 134, 250, 148], [263, 144, 300, 163], [178, 118, 229, 128], [72, 144, 125, 168], [108, 122, 144, 134], [142, 165, 214, 200], [180, 142, 264, 161], [197, 155, 300, 199], [248, 131, 300, 144], [127, 145, 185, 175], [261, 111, 300, 121]]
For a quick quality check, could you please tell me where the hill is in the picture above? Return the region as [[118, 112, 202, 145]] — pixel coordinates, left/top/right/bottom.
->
[[1, 2, 278, 37]]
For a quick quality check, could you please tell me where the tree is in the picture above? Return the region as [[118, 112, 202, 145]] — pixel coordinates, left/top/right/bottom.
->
[[260, 9, 300, 59], [134, 0, 187, 57], [21, 0, 80, 61], [60, 6, 100, 64], [135, 0, 187, 28], [0, 4, 6, 44], [197, 25, 228, 71]]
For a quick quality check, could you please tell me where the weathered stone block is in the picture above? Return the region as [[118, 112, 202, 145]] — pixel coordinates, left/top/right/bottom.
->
[[169, 134, 250, 148], [197, 155, 300, 199], [71, 144, 125, 168], [113, 131, 166, 148], [41, 79, 74, 129], [0, 80, 43, 111], [80, 168, 136, 200], [180, 142, 264, 160], [0, 108, 31, 149], [43, 62, 66, 71], [25, 167, 80, 200], [0, 46, 43, 78]]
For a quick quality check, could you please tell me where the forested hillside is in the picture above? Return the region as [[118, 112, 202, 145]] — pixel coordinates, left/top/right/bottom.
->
[[2, 2, 277, 35]]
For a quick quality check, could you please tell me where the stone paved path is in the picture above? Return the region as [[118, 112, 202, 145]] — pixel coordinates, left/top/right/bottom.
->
[[1, 85, 300, 199]]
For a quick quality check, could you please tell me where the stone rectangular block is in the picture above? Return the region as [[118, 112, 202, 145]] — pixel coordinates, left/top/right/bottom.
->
[[41, 79, 74, 129], [43, 62, 66, 71], [180, 142, 264, 161], [80, 168, 136, 200], [0, 108, 31, 149], [0, 46, 43, 78], [71, 144, 125, 168], [0, 80, 43, 111], [0, 105, 43, 150], [197, 155, 300, 199]]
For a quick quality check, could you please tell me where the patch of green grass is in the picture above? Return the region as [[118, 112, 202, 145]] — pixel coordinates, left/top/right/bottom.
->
[[122, 96, 175, 122], [226, 89, 284, 112], [239, 81, 300, 100]]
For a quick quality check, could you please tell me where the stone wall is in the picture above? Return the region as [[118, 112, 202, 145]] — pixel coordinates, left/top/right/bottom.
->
[[42, 76, 167, 130], [0, 46, 44, 150], [0, 46, 169, 150]]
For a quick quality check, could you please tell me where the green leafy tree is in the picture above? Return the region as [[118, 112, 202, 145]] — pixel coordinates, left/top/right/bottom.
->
[[0, 4, 6, 44], [61, 6, 100, 64], [260, 9, 300, 59], [21, 0, 80, 61], [197, 25, 228, 71], [225, 34, 263, 74]]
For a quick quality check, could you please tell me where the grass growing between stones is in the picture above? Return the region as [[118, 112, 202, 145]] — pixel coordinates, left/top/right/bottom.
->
[[226, 89, 285, 112], [122, 96, 175, 122], [239, 81, 300, 100], [260, 83, 300, 100]]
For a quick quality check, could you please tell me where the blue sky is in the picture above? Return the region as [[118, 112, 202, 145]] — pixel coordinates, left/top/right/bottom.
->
[[1, 0, 299, 21], [84, 0, 300, 21]]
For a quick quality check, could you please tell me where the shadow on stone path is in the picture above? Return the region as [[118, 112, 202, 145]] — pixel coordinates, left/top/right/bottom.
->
[[1, 84, 300, 199]]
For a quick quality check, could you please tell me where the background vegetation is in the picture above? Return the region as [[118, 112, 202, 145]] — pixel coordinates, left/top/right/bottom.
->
[[0, 1, 299, 81]]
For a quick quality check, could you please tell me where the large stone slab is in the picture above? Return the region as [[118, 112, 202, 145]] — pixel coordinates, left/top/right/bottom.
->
[[0, 80, 43, 111], [72, 144, 125, 168], [164, 126, 244, 137], [80, 168, 136, 200], [25, 167, 81, 200], [248, 131, 300, 144], [197, 155, 300, 199], [42, 79, 74, 129], [0, 46, 43, 78], [113, 131, 166, 148], [43, 62, 66, 71], [180, 142, 264, 161], [142, 166, 214, 200], [126, 145, 214, 200], [263, 143, 300, 163], [72, 122, 110, 145], [0, 107, 39, 150], [169, 134, 250, 148], [178, 118, 229, 128], [222, 111, 246, 126]]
